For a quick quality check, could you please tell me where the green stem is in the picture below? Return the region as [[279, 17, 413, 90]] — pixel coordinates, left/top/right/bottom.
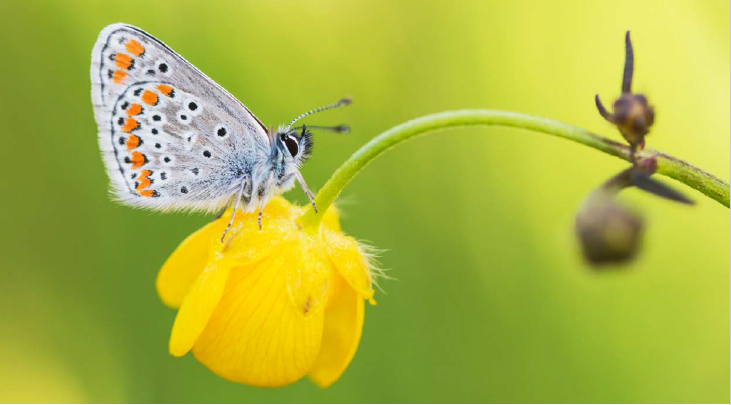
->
[[299, 110, 729, 229]]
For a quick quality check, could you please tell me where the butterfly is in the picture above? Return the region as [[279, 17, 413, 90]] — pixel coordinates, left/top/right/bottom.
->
[[90, 23, 349, 240]]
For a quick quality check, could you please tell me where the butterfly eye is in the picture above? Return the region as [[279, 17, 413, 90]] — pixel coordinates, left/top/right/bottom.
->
[[281, 134, 299, 157]]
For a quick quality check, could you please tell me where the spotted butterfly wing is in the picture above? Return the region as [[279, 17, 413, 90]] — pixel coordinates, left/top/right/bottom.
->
[[91, 23, 270, 213]]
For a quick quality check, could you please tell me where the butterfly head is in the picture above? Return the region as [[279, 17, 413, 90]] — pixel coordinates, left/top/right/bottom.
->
[[268, 98, 351, 203], [272, 97, 352, 165], [275, 126, 314, 165]]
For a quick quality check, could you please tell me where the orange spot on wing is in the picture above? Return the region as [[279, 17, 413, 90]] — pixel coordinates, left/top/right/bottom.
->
[[113, 69, 127, 84], [137, 170, 155, 195], [126, 135, 141, 150], [156, 84, 174, 97], [127, 103, 142, 116], [115, 53, 133, 70], [130, 152, 147, 169], [127, 104, 142, 115], [141, 90, 159, 106], [125, 39, 145, 57], [136, 176, 152, 190], [121, 118, 139, 133]]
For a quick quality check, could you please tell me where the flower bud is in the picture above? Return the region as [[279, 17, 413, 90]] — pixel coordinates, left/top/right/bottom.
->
[[594, 31, 656, 151], [611, 93, 655, 146], [575, 196, 644, 266]]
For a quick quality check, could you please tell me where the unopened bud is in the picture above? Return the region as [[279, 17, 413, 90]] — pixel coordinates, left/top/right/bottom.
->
[[576, 196, 644, 266], [595, 31, 656, 152], [611, 93, 655, 146]]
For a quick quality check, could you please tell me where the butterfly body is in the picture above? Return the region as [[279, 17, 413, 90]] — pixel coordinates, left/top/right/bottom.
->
[[90, 23, 317, 215]]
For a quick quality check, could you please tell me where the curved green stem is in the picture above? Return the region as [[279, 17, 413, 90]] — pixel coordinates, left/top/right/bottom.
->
[[299, 110, 729, 229]]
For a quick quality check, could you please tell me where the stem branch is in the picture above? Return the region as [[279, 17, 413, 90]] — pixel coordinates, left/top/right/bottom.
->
[[299, 110, 729, 228]]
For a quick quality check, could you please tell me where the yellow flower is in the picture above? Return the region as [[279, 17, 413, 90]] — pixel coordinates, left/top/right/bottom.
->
[[156, 196, 377, 388]]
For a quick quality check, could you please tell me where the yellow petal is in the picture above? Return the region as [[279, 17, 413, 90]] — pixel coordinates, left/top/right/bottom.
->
[[322, 229, 374, 302], [157, 199, 292, 309], [261, 195, 300, 219], [308, 275, 365, 388], [192, 253, 325, 387], [156, 216, 229, 308], [285, 234, 332, 318], [169, 258, 232, 357], [222, 216, 286, 263], [321, 204, 341, 232]]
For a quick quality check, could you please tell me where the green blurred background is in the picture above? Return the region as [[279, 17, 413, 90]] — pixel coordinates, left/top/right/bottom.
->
[[1, 0, 728, 402]]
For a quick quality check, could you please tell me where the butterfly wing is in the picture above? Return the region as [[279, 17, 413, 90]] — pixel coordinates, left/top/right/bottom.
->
[[91, 23, 271, 213]]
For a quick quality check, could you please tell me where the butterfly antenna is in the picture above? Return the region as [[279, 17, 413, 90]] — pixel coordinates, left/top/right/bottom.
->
[[292, 124, 350, 134], [285, 97, 352, 131]]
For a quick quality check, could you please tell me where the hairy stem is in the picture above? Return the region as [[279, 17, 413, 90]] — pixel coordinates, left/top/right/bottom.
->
[[299, 110, 729, 229]]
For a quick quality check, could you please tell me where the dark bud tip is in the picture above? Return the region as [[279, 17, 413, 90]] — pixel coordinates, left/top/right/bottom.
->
[[622, 30, 635, 94], [595, 94, 612, 122], [630, 171, 695, 205], [576, 197, 644, 266], [339, 97, 353, 106]]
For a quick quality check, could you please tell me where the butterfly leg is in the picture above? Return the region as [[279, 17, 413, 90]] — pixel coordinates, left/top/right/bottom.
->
[[220, 177, 249, 243], [258, 197, 265, 230], [294, 170, 318, 213]]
